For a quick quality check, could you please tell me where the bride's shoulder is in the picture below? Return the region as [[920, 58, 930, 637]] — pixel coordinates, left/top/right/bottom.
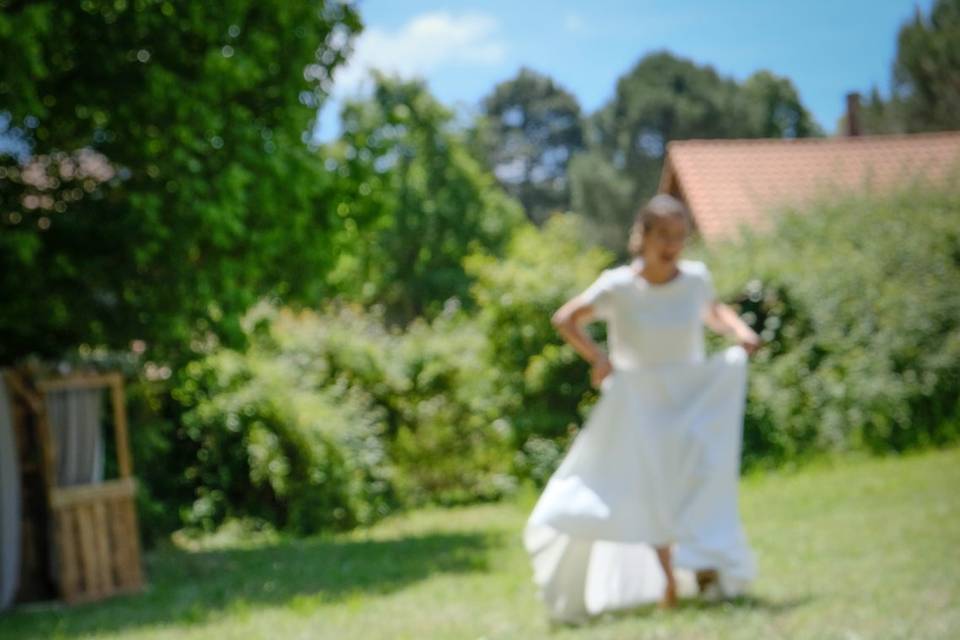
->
[[679, 259, 711, 279], [600, 264, 635, 286]]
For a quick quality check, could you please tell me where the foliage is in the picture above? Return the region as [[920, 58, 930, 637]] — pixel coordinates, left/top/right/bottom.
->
[[467, 183, 960, 478], [572, 51, 819, 256], [323, 73, 524, 325], [0, 0, 361, 366], [170, 312, 395, 534], [385, 317, 517, 505], [475, 67, 585, 224], [854, 86, 908, 135], [850, 0, 960, 134], [138, 216, 609, 535], [708, 184, 960, 466], [741, 71, 819, 139], [144, 183, 960, 534], [155, 298, 519, 534], [567, 150, 640, 254], [465, 214, 614, 481], [893, 0, 960, 131], [263, 302, 517, 506], [7, 2, 958, 546]]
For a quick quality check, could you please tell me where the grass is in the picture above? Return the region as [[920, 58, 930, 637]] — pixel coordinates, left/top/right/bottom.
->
[[4, 446, 959, 639]]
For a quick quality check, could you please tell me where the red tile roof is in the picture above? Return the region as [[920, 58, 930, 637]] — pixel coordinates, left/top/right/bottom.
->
[[659, 131, 960, 242]]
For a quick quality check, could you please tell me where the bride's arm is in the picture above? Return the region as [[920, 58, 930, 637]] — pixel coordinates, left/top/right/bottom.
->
[[552, 296, 613, 387], [704, 300, 762, 355]]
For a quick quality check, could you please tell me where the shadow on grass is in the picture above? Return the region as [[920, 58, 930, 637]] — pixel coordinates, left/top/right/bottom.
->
[[552, 594, 815, 631], [2, 530, 499, 639], [677, 593, 814, 613]]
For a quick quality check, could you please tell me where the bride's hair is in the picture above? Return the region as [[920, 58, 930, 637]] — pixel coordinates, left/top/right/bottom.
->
[[628, 194, 692, 257]]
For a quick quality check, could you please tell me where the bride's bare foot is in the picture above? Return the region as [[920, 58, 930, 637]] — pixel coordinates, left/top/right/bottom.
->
[[654, 545, 678, 609], [696, 569, 719, 594], [659, 580, 678, 609]]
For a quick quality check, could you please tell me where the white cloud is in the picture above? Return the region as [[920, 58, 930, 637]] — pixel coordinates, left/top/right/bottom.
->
[[333, 11, 507, 96], [563, 11, 585, 33]]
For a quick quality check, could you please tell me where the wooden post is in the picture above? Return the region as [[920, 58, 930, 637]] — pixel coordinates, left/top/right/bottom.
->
[[109, 375, 132, 478], [4, 370, 58, 494]]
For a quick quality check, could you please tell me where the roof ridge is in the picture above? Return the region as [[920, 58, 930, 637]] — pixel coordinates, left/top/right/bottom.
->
[[665, 130, 960, 150]]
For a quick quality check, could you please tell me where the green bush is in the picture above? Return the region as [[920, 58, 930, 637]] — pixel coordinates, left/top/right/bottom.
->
[[468, 185, 960, 478], [708, 183, 960, 466], [131, 184, 960, 538], [387, 311, 517, 505], [465, 214, 615, 480], [264, 302, 517, 506], [162, 299, 519, 534], [170, 338, 394, 534]]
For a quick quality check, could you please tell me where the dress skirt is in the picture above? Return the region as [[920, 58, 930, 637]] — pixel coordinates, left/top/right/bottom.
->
[[523, 346, 756, 622]]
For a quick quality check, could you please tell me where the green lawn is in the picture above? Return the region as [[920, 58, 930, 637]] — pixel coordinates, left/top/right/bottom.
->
[[5, 447, 960, 639]]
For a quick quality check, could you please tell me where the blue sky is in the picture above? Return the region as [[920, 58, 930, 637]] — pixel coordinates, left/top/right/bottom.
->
[[317, 0, 934, 139]]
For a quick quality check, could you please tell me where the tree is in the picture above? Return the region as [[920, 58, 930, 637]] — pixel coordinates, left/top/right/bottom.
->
[[464, 214, 613, 468], [742, 71, 820, 139], [567, 151, 635, 254], [477, 68, 585, 224], [324, 73, 524, 324], [573, 51, 818, 256], [893, 0, 960, 131], [0, 0, 361, 365], [851, 86, 907, 135]]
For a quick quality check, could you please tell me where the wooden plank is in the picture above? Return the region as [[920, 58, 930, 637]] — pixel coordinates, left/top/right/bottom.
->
[[92, 499, 114, 593], [109, 377, 133, 477], [34, 402, 58, 494], [107, 497, 130, 588], [3, 371, 59, 518], [75, 503, 101, 600], [2, 370, 43, 413], [36, 373, 121, 392], [55, 507, 80, 603], [122, 497, 144, 589], [50, 482, 147, 598], [105, 498, 119, 586], [50, 478, 136, 509]]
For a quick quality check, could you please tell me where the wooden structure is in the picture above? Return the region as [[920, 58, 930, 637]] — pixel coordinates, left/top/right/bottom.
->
[[3, 369, 144, 605]]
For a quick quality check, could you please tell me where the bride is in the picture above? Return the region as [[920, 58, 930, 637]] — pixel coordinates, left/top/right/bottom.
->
[[524, 194, 760, 622]]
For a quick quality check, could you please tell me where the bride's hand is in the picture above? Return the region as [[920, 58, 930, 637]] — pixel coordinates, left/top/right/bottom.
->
[[737, 329, 763, 356], [590, 355, 614, 388]]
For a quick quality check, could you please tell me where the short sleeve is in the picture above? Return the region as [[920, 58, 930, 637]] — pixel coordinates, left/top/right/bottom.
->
[[691, 261, 716, 311], [580, 268, 618, 320], [700, 263, 716, 303]]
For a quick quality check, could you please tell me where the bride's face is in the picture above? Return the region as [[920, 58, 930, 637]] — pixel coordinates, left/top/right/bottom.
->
[[642, 215, 687, 267]]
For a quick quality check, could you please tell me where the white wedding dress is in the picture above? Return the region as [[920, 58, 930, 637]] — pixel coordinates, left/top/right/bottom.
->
[[524, 260, 756, 622]]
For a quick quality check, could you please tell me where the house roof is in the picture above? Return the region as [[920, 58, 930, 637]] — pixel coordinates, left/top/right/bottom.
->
[[658, 131, 960, 242]]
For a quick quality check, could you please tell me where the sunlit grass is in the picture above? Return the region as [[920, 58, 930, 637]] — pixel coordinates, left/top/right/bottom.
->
[[4, 446, 959, 639]]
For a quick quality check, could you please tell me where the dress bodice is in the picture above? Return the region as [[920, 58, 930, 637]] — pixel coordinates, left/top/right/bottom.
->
[[580, 260, 715, 368]]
